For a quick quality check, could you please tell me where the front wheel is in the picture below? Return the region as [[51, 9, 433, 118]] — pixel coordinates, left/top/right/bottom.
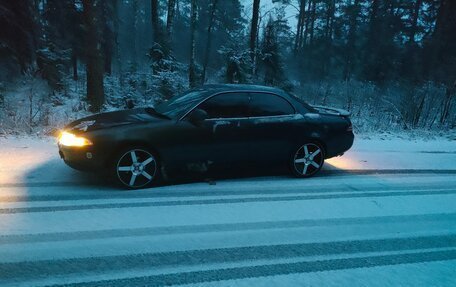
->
[[114, 148, 159, 189], [290, 142, 324, 178]]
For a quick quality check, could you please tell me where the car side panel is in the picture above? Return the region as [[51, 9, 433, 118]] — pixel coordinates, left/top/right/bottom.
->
[[89, 119, 253, 173], [244, 114, 305, 164]]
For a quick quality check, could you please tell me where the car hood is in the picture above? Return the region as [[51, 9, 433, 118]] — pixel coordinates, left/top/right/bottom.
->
[[65, 108, 168, 133]]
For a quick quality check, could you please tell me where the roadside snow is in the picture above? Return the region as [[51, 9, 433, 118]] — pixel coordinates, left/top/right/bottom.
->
[[1, 135, 456, 286]]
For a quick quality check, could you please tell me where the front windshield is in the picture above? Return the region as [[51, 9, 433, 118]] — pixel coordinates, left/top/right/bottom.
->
[[155, 90, 205, 119]]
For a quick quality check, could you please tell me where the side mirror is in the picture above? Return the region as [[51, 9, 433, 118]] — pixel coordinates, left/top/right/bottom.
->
[[188, 109, 208, 125]]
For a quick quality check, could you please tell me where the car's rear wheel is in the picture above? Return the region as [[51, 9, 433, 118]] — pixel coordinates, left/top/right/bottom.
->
[[291, 142, 324, 178], [115, 148, 158, 189]]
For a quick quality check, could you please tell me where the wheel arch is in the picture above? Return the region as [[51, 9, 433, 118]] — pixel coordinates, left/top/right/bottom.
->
[[294, 137, 327, 158], [307, 138, 327, 158], [104, 140, 162, 168]]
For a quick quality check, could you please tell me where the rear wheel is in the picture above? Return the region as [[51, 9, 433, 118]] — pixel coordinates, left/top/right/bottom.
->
[[114, 148, 158, 189], [291, 142, 324, 178]]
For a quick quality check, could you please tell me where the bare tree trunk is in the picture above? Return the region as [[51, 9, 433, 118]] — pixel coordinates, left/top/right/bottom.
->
[[176, 0, 180, 16], [250, 0, 261, 63], [202, 0, 218, 83], [104, 46, 112, 75], [343, 0, 360, 81], [82, 0, 105, 112], [309, 0, 316, 46], [71, 50, 78, 81], [114, 0, 122, 77], [132, 0, 138, 67], [294, 0, 306, 53], [325, 0, 335, 40], [188, 0, 198, 88], [151, 0, 161, 44], [302, 0, 312, 47], [166, 0, 176, 39], [101, 0, 115, 75], [323, 0, 335, 75]]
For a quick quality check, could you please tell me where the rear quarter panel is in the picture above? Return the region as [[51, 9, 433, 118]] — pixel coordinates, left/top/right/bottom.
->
[[302, 113, 354, 158]]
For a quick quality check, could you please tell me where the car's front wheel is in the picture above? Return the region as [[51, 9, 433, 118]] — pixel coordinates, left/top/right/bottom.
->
[[114, 148, 159, 189], [290, 142, 324, 178]]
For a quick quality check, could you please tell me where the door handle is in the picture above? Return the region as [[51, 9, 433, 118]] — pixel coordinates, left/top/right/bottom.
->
[[212, 120, 231, 133]]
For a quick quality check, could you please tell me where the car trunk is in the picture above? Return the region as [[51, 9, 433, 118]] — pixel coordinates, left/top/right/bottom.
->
[[310, 105, 351, 117]]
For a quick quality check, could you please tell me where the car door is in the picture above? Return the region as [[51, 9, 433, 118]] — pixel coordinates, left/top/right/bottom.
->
[[184, 92, 251, 167], [246, 92, 299, 164]]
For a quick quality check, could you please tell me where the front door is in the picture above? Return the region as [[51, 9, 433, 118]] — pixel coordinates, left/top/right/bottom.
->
[[182, 92, 252, 168]]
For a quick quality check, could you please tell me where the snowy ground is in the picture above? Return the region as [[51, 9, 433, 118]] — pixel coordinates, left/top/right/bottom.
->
[[0, 136, 456, 286]]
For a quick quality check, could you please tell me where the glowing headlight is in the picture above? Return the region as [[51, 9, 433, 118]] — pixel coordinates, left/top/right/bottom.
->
[[59, 131, 93, 147]]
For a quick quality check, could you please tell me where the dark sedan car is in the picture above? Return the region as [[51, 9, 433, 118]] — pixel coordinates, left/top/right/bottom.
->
[[58, 84, 354, 188]]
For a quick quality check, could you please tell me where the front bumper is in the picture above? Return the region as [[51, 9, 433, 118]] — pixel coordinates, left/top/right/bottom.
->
[[58, 144, 106, 171]]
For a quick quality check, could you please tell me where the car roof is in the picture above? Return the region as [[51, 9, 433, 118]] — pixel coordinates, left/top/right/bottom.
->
[[196, 84, 314, 113], [201, 84, 286, 95]]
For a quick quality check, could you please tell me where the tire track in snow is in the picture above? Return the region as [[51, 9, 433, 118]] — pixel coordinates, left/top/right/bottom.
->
[[1, 213, 455, 245], [1, 185, 455, 203], [1, 188, 456, 214], [1, 169, 456, 188], [1, 235, 456, 282], [51, 249, 456, 287], [320, 169, 456, 175]]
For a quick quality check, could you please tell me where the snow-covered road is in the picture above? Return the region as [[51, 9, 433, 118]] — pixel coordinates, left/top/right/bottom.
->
[[0, 136, 456, 286]]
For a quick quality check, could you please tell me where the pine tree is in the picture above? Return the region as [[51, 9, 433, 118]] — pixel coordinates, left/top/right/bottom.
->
[[260, 18, 286, 87], [0, 0, 36, 74]]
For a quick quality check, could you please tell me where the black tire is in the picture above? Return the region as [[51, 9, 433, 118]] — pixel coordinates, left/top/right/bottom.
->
[[290, 142, 325, 178], [113, 147, 159, 189]]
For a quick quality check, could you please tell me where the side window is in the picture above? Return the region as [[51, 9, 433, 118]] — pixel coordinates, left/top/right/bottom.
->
[[198, 93, 250, 119], [249, 93, 295, 117]]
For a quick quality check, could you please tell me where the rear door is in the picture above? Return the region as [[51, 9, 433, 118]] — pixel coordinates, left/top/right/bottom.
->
[[246, 92, 299, 164]]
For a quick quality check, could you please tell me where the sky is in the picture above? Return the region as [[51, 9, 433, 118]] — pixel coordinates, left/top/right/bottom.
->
[[243, 0, 299, 30]]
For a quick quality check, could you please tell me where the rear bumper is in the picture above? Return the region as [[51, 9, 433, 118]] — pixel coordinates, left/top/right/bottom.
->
[[325, 132, 354, 158], [59, 145, 107, 172]]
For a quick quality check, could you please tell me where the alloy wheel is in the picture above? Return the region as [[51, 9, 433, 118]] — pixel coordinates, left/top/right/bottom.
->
[[293, 143, 324, 177], [116, 149, 157, 188]]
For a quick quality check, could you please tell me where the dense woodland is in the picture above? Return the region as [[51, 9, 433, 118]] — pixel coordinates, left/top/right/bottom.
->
[[0, 0, 455, 134]]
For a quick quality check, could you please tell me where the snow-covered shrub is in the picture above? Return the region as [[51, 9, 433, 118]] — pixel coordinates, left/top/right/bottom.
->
[[218, 46, 253, 84], [36, 46, 70, 90], [152, 69, 187, 103], [292, 80, 452, 135], [0, 75, 51, 134]]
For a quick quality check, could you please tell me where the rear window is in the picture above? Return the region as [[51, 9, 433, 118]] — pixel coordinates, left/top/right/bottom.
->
[[249, 93, 295, 117], [287, 93, 315, 113]]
